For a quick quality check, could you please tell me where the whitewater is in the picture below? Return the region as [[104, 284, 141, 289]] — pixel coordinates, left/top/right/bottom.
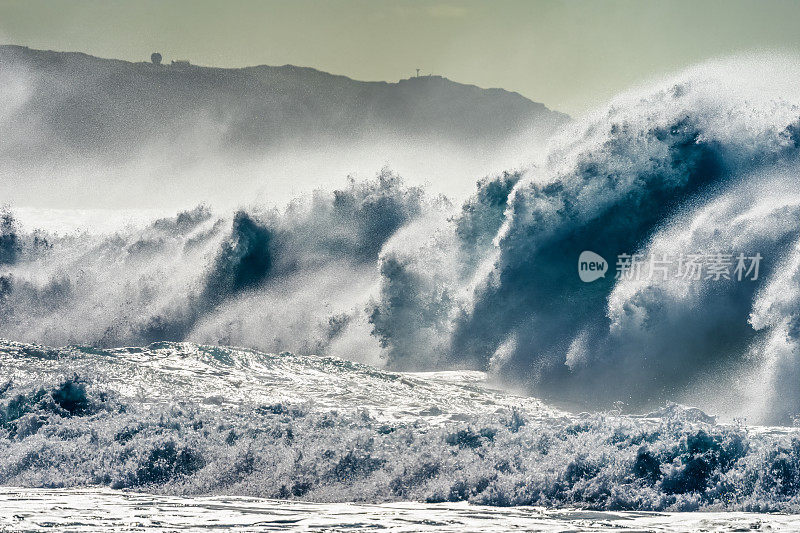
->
[[5, 55, 800, 529], [1, 340, 799, 531]]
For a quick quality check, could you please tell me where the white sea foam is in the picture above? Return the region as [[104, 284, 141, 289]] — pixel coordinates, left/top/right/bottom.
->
[[1, 340, 800, 514]]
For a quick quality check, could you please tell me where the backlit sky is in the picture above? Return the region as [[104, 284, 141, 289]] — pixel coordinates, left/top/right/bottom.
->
[[2, 0, 799, 115]]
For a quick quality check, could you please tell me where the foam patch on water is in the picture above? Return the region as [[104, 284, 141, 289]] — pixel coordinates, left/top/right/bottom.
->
[[1, 341, 800, 513]]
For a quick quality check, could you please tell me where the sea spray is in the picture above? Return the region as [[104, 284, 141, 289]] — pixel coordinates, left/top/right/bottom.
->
[[4, 56, 800, 423]]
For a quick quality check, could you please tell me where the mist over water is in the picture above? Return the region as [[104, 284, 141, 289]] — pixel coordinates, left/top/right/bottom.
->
[[0, 44, 560, 210], [4, 54, 800, 425], [1, 134, 541, 211]]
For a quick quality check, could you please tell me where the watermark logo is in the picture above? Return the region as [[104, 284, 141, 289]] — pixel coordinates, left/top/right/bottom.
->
[[577, 251, 763, 282], [578, 251, 608, 282]]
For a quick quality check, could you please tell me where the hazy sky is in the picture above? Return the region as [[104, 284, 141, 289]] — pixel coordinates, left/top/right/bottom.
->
[[2, 0, 800, 114]]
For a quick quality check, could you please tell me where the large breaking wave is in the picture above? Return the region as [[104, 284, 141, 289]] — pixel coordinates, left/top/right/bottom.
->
[[4, 55, 800, 424]]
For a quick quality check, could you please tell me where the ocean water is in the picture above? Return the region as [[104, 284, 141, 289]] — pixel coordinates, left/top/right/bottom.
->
[[4, 55, 800, 528], [2, 487, 797, 532], [1, 341, 800, 518]]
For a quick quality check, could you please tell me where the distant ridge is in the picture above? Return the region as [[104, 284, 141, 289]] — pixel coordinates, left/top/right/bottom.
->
[[0, 45, 568, 157]]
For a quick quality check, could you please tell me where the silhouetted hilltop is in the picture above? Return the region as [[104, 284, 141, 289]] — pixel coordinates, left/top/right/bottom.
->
[[0, 45, 568, 157]]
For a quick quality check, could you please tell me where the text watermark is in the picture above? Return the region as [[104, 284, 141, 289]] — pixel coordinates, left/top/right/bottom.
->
[[579, 251, 762, 282]]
